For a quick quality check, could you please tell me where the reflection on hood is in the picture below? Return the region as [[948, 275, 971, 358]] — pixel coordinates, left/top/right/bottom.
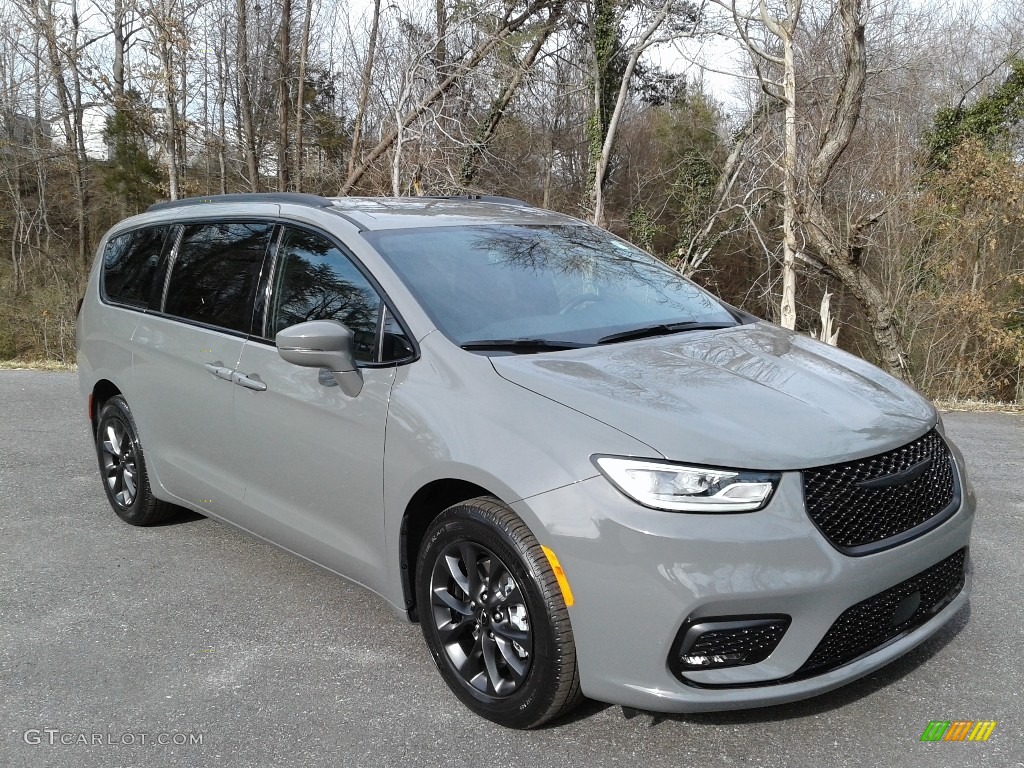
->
[[491, 323, 935, 471]]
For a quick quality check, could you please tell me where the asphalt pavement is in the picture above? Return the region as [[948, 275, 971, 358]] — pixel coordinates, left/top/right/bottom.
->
[[1, 371, 1021, 768]]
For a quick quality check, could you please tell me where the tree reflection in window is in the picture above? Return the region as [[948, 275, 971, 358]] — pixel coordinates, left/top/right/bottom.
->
[[103, 226, 170, 308], [271, 229, 381, 362], [367, 224, 735, 345], [165, 222, 273, 333]]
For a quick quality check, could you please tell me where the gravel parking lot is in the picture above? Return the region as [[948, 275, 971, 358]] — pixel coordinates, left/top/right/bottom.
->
[[1, 371, 1021, 768]]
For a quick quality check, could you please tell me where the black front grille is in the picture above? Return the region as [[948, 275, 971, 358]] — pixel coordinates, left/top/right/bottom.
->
[[797, 548, 967, 676], [802, 430, 958, 554]]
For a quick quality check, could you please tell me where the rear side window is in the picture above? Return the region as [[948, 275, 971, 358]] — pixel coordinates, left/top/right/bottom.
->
[[268, 228, 382, 362], [102, 226, 170, 308], [164, 222, 273, 334]]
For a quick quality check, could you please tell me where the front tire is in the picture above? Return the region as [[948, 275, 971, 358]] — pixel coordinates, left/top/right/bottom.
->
[[416, 497, 582, 728], [95, 395, 173, 526]]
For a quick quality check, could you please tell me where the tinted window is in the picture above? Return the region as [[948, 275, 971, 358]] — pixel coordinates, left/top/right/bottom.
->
[[102, 226, 170, 308], [164, 222, 273, 333], [269, 228, 381, 362], [366, 224, 737, 346]]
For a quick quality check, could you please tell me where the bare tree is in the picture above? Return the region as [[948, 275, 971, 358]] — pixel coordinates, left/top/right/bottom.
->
[[348, 0, 381, 181], [590, 0, 676, 226], [293, 0, 314, 189], [235, 0, 260, 191], [277, 0, 291, 191], [457, 3, 564, 187], [714, 0, 802, 329], [143, 0, 186, 199], [216, 12, 228, 194], [712, 0, 909, 375], [340, 0, 556, 194], [20, 0, 91, 265]]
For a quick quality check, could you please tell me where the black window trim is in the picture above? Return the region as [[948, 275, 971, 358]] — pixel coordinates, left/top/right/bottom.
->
[[250, 221, 419, 368], [158, 224, 184, 313], [256, 224, 287, 341]]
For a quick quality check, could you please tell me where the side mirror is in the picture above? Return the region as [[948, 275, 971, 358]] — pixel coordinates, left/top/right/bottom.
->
[[275, 320, 363, 397]]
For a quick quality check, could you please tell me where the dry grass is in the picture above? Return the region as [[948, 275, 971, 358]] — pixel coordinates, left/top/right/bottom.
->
[[0, 358, 77, 372], [934, 398, 1024, 414]]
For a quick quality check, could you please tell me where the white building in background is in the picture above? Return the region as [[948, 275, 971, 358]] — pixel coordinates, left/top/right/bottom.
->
[[82, 105, 111, 160]]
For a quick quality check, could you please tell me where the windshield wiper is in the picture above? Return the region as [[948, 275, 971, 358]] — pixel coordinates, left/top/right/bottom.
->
[[597, 321, 735, 345], [459, 338, 589, 353]]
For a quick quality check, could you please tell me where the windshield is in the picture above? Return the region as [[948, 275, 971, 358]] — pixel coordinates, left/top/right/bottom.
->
[[366, 224, 740, 347]]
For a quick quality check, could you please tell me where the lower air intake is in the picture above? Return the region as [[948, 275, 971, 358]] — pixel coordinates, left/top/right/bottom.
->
[[797, 547, 967, 676]]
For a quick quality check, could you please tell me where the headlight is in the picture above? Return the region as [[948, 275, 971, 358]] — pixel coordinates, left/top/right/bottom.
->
[[592, 456, 780, 512]]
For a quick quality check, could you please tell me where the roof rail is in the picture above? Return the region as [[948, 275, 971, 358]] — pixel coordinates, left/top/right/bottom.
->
[[147, 192, 335, 212], [423, 194, 534, 208]]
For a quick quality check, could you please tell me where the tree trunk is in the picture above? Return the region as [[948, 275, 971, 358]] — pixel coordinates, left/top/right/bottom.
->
[[434, 0, 447, 82], [178, 20, 188, 194], [293, 0, 313, 191], [800, 0, 909, 378], [34, 0, 89, 265], [591, 0, 671, 227], [236, 0, 260, 191], [392, 71, 412, 196], [112, 0, 126, 103], [780, 25, 798, 330], [217, 17, 228, 195], [157, 0, 180, 199], [348, 0, 381, 181], [277, 0, 291, 192], [813, 227, 907, 375]]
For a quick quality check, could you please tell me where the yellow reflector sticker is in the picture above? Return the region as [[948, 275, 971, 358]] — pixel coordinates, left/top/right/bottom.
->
[[541, 545, 575, 608]]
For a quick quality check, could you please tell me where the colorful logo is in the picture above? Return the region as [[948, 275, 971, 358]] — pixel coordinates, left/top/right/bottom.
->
[[920, 721, 997, 742]]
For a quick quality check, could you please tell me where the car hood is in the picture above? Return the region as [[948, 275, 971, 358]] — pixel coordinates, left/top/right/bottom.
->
[[490, 322, 936, 470]]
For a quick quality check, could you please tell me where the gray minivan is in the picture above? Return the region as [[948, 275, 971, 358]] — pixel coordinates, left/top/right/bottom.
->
[[77, 193, 974, 728]]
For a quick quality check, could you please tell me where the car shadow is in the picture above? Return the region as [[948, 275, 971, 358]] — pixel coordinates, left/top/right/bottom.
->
[[550, 601, 972, 729], [150, 505, 207, 526]]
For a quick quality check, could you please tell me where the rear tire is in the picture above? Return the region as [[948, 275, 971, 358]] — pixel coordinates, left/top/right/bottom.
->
[[95, 395, 173, 526], [416, 497, 582, 728]]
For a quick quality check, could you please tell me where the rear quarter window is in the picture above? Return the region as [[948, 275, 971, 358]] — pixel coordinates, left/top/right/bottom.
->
[[101, 226, 171, 308]]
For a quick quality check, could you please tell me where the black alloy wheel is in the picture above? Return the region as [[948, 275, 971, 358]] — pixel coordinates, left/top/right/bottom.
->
[[416, 497, 582, 728], [95, 395, 173, 526]]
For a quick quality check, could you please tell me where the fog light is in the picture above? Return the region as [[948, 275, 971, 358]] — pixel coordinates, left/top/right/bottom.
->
[[669, 615, 790, 678], [680, 652, 746, 668]]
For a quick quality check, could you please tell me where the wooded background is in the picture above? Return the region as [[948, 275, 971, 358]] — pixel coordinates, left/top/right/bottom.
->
[[1, 0, 1022, 402]]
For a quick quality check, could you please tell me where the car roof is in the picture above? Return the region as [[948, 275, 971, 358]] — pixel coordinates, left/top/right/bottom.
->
[[145, 193, 580, 232], [325, 196, 577, 231]]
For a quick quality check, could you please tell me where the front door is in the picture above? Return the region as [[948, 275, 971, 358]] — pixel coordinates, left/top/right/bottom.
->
[[230, 226, 396, 592]]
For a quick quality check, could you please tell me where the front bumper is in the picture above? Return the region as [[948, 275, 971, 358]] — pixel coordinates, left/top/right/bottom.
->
[[512, 458, 975, 713]]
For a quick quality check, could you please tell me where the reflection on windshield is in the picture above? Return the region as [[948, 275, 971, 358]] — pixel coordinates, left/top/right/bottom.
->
[[366, 224, 737, 347]]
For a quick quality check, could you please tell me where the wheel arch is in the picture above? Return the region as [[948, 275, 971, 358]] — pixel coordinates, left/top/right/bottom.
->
[[90, 379, 123, 436], [400, 478, 498, 622]]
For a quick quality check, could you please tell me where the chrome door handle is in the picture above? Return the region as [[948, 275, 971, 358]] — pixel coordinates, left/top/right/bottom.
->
[[203, 361, 233, 381], [232, 371, 267, 391]]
